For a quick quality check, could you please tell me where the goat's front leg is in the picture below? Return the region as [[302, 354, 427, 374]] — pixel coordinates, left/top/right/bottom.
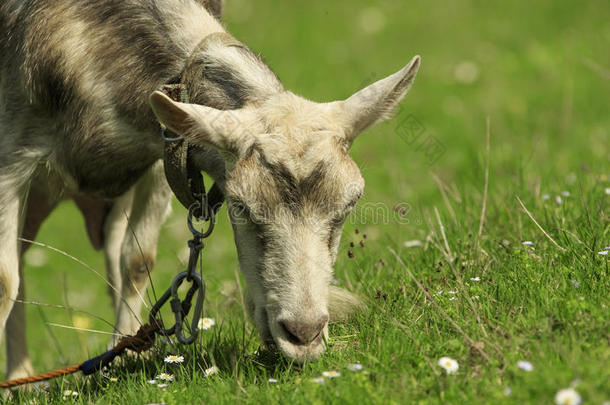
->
[[113, 161, 172, 338], [102, 189, 135, 315], [0, 164, 36, 380]]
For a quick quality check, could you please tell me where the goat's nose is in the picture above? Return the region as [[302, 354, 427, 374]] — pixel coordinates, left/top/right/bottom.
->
[[280, 315, 328, 346]]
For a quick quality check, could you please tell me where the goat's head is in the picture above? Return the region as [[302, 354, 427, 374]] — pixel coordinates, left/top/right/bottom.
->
[[150, 55, 420, 362]]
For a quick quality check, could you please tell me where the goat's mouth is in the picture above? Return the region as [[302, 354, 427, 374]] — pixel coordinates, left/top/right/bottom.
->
[[260, 308, 328, 363]]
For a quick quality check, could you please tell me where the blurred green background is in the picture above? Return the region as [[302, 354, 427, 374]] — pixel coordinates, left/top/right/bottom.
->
[[3, 0, 608, 375]]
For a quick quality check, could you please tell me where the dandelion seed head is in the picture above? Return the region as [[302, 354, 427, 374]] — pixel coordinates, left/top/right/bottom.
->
[[554, 388, 582, 405], [437, 357, 459, 374]]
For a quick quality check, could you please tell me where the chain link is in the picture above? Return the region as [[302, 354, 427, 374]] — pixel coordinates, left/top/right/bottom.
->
[[149, 185, 215, 344]]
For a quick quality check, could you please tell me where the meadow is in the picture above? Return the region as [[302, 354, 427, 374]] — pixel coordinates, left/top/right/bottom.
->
[[3, 0, 609, 403]]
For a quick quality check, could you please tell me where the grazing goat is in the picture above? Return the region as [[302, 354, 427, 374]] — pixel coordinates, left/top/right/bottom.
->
[[0, 0, 419, 379]]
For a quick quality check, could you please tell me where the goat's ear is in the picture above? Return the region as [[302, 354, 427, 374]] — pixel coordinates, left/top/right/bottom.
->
[[149, 91, 255, 157], [340, 55, 420, 143]]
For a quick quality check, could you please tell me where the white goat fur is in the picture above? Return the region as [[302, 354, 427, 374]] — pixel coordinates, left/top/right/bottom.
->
[[0, 0, 420, 379]]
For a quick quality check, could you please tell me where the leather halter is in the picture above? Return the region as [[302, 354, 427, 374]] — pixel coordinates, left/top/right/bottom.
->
[[159, 83, 223, 217]]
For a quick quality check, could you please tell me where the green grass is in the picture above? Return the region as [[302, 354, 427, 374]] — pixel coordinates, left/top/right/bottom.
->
[[4, 0, 610, 403]]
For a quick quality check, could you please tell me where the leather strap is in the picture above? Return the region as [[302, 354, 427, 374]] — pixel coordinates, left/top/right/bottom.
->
[[159, 86, 224, 218], [159, 33, 245, 216]]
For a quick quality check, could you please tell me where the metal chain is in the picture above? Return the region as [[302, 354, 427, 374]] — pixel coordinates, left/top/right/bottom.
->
[[149, 192, 215, 344]]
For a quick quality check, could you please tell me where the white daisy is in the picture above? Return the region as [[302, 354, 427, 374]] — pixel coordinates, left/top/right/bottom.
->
[[204, 366, 219, 377], [598, 250, 609, 256], [404, 240, 423, 248], [542, 194, 550, 200], [348, 363, 363, 372], [147, 379, 157, 385], [437, 357, 459, 374], [156, 373, 174, 382], [517, 360, 533, 372], [312, 377, 325, 384], [561, 191, 571, 197], [157, 383, 168, 388], [198, 317, 216, 330], [554, 388, 582, 405], [605, 187, 610, 195], [63, 390, 78, 397], [522, 241, 534, 246], [164, 355, 184, 364], [447, 290, 457, 294], [268, 378, 278, 383], [556, 195, 563, 205], [448, 297, 456, 301], [470, 277, 481, 281], [322, 370, 341, 378]]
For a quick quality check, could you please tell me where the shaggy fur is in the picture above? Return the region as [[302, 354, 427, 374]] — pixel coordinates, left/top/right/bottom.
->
[[0, 0, 419, 378]]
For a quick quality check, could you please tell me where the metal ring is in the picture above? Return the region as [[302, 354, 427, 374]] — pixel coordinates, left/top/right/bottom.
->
[[161, 127, 184, 142], [171, 272, 205, 345], [187, 202, 215, 239]]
